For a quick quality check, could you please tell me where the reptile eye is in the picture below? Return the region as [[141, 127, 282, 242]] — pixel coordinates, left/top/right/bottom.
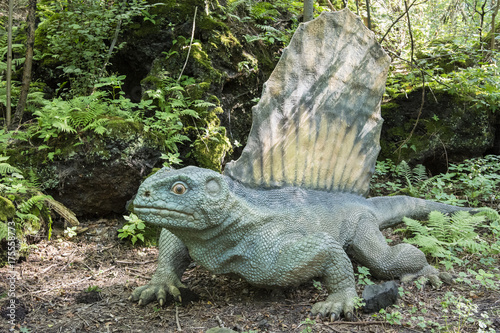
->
[[171, 182, 187, 195]]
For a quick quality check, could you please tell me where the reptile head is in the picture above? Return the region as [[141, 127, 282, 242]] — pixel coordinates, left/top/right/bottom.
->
[[133, 166, 231, 230]]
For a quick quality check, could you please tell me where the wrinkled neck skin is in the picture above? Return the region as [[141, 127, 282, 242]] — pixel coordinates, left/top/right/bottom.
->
[[167, 180, 265, 267]]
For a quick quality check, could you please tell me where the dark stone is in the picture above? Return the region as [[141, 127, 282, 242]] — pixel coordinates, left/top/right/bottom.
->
[[75, 290, 101, 304], [21, 128, 163, 218], [48, 144, 160, 217], [362, 281, 399, 313], [380, 89, 497, 174]]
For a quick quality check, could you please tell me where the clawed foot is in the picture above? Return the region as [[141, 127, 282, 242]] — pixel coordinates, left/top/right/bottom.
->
[[310, 287, 357, 321], [129, 281, 187, 306], [401, 265, 453, 288]]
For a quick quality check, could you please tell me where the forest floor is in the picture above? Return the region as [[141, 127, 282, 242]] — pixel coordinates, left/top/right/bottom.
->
[[0, 218, 499, 333]]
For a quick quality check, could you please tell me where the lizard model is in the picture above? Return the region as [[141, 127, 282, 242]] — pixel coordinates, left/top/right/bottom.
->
[[131, 9, 472, 320]]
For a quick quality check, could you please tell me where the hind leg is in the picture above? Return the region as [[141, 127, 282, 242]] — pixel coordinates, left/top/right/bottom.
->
[[350, 218, 448, 285]]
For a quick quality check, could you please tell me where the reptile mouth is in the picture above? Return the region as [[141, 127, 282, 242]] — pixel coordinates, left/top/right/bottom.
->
[[134, 206, 195, 221]]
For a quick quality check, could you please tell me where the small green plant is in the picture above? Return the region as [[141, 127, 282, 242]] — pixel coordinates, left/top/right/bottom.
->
[[37, 0, 158, 97], [397, 286, 407, 298], [371, 156, 500, 208], [118, 213, 146, 245], [373, 307, 403, 325], [32, 84, 145, 141], [64, 226, 78, 239], [353, 296, 366, 310], [0, 157, 53, 247], [440, 292, 478, 332], [456, 269, 499, 290], [298, 318, 316, 333], [85, 285, 102, 293], [311, 279, 322, 291], [355, 266, 374, 286], [143, 74, 231, 170]]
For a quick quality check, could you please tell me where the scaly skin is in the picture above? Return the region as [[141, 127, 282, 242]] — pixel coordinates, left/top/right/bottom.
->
[[131, 166, 471, 319]]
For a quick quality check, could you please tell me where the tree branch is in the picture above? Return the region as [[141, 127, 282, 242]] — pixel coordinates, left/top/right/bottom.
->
[[379, 0, 422, 44], [404, 0, 415, 65], [178, 6, 198, 82]]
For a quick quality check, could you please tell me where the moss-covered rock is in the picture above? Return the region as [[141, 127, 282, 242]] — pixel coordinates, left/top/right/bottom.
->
[[0, 196, 16, 221], [380, 88, 497, 174], [8, 121, 162, 217]]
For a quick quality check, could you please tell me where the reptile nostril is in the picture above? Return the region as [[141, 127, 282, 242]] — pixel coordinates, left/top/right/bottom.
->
[[144, 190, 151, 197]]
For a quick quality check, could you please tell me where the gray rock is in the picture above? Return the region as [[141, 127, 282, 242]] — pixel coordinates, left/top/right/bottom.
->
[[362, 281, 399, 313]]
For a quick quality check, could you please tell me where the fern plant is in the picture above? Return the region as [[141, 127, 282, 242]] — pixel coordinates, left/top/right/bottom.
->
[[30, 78, 148, 160], [398, 210, 499, 270], [371, 157, 499, 207], [0, 157, 53, 252]]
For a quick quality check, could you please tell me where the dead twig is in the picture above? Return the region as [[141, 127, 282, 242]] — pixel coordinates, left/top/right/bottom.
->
[[125, 267, 152, 280], [325, 0, 336, 11], [58, 248, 80, 272], [331, 320, 386, 325], [115, 260, 156, 265], [216, 315, 225, 327], [40, 263, 58, 274], [75, 312, 89, 327], [175, 305, 182, 331]]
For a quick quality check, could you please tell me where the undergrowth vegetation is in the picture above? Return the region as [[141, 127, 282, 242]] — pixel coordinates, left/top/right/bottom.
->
[[370, 157, 500, 331], [0, 155, 52, 264]]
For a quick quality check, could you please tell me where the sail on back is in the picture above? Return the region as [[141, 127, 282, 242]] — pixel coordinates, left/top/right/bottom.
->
[[224, 9, 391, 196]]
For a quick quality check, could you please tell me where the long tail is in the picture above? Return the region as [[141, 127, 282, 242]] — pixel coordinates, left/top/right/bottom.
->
[[368, 195, 473, 230]]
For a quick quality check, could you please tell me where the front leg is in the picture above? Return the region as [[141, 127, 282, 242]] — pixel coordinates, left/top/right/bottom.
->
[[129, 228, 190, 306], [247, 233, 357, 321]]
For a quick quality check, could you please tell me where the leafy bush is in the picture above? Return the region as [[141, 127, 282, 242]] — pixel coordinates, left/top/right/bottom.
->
[[372, 156, 500, 207], [118, 213, 146, 245], [36, 0, 158, 97], [0, 156, 54, 264], [143, 74, 232, 170]]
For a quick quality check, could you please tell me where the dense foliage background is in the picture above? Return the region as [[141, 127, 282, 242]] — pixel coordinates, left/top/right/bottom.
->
[[0, 1, 499, 331]]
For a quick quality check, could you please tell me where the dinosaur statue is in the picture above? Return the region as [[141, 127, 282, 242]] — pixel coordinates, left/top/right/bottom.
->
[[130, 9, 473, 320]]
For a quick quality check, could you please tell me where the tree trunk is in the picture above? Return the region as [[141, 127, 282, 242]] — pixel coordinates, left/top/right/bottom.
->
[[491, 0, 500, 50], [11, 0, 37, 129], [304, 0, 314, 22], [365, 0, 372, 30], [6, 0, 13, 127]]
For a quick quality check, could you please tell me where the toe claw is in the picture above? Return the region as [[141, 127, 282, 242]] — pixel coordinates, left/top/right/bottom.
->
[[138, 299, 143, 306]]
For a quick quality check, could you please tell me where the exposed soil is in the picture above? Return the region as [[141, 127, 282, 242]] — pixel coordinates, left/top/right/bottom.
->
[[1, 219, 499, 333]]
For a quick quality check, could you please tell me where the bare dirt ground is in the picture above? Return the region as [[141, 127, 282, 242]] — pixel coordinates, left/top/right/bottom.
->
[[1, 218, 499, 333]]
